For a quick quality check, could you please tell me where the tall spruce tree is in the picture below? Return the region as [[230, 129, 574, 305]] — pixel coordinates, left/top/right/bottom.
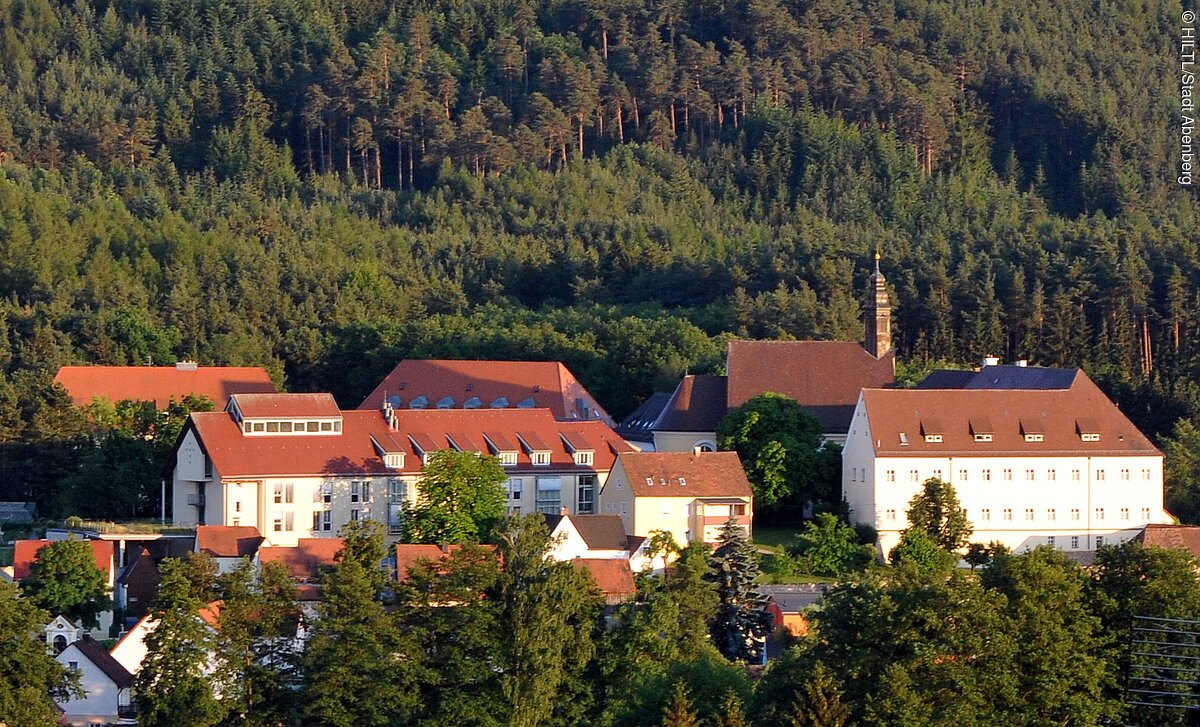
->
[[704, 518, 770, 663]]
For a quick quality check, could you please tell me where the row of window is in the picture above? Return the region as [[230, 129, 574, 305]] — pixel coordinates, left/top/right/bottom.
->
[[243, 419, 342, 434], [866, 467, 1154, 484], [883, 506, 1153, 523]]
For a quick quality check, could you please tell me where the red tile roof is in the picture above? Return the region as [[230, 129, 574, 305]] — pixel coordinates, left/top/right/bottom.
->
[[394, 543, 499, 582], [359, 359, 613, 425], [187, 407, 633, 479], [259, 539, 344, 582], [1138, 525, 1200, 556], [653, 375, 728, 432], [199, 600, 223, 628], [195, 526, 264, 559], [860, 375, 1160, 457], [13, 539, 114, 582], [231, 393, 341, 419], [574, 558, 636, 599], [616, 451, 754, 498], [54, 365, 275, 409], [726, 340, 895, 433]]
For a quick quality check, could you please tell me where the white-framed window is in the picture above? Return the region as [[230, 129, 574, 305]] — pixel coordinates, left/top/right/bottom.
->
[[958, 469, 967, 481], [389, 479, 407, 500], [313, 510, 332, 533], [1121, 469, 1130, 481], [982, 469, 992, 481], [388, 503, 404, 534], [1003, 508, 1013, 521], [980, 508, 991, 521], [321, 482, 333, 504], [499, 452, 518, 467], [532, 452, 551, 466], [577, 476, 596, 514], [1025, 469, 1035, 481], [1025, 508, 1035, 521], [574, 451, 594, 466], [931, 469, 943, 479], [909, 470, 919, 482], [974, 433, 993, 443], [1071, 508, 1081, 521], [274, 482, 294, 504], [1025, 433, 1044, 443], [1095, 507, 1105, 520], [1141, 507, 1151, 520], [886, 509, 896, 521], [1142, 468, 1152, 480], [535, 477, 562, 515], [1072, 469, 1081, 481], [1071, 535, 1080, 549], [1003, 468, 1013, 481], [1096, 469, 1106, 481], [274, 511, 294, 532], [1047, 469, 1057, 481], [1047, 535, 1055, 547], [1047, 508, 1057, 521], [385, 453, 403, 469], [507, 477, 523, 501], [1120, 507, 1130, 520]]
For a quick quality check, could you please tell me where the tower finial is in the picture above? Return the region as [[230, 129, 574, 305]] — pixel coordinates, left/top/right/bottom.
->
[[874, 246, 881, 274]]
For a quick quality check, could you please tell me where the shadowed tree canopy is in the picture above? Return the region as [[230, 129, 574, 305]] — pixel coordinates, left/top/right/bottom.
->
[[19, 539, 112, 630]]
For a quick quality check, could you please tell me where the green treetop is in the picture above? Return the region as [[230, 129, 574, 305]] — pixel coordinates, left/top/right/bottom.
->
[[20, 538, 112, 629], [0, 582, 80, 727], [905, 477, 973, 551], [405, 449, 508, 544]]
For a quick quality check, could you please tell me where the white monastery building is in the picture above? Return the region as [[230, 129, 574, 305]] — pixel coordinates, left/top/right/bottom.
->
[[843, 370, 1171, 555]]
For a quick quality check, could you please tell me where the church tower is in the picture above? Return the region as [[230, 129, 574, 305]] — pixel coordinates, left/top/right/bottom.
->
[[864, 251, 892, 358]]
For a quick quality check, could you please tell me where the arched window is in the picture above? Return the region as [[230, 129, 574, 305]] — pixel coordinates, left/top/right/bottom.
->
[[53, 635, 67, 653], [693, 440, 716, 453]]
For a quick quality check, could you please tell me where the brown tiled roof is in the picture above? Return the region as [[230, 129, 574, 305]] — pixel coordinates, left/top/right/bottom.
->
[[199, 600, 223, 628], [71, 635, 133, 689], [617, 452, 753, 498], [653, 375, 729, 432], [54, 365, 275, 409], [259, 539, 344, 581], [195, 526, 264, 559], [359, 359, 613, 425], [13, 540, 114, 582], [395, 543, 499, 582], [860, 376, 1160, 456], [726, 340, 895, 433], [562, 515, 631, 551], [574, 558, 636, 598], [231, 393, 341, 419], [1138, 525, 1200, 556], [187, 408, 632, 479]]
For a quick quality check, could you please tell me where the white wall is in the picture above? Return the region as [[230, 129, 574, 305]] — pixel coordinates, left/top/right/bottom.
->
[[842, 398, 1169, 555], [56, 644, 127, 723]]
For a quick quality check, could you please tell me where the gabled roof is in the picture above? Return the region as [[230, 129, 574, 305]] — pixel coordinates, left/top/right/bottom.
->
[[230, 393, 341, 419], [616, 392, 673, 442], [54, 365, 275, 409], [617, 451, 753, 498], [726, 340, 895, 434], [1138, 525, 1200, 556], [185, 407, 633, 479], [860, 376, 1159, 457], [917, 364, 1081, 390], [394, 543, 499, 582], [547, 514, 631, 551], [13, 539, 114, 582], [195, 526, 264, 559], [70, 635, 134, 689], [653, 375, 729, 432], [359, 359, 613, 425], [116, 547, 159, 586], [574, 558, 636, 598], [259, 539, 344, 582]]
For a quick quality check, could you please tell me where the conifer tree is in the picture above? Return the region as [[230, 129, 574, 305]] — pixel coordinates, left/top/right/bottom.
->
[[660, 681, 701, 727], [704, 518, 770, 663]]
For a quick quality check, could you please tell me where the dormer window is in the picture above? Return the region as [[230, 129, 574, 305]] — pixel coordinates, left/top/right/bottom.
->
[[645, 477, 654, 487], [969, 417, 993, 443], [574, 451, 593, 466], [925, 434, 944, 443], [678, 477, 686, 486], [1024, 433, 1044, 443], [384, 453, 404, 469], [499, 452, 518, 466], [517, 431, 552, 467], [1076, 418, 1101, 442], [484, 432, 520, 468], [532, 452, 550, 466], [409, 396, 428, 409], [974, 433, 993, 442], [1020, 419, 1044, 443], [436, 396, 455, 409], [920, 418, 943, 443], [560, 431, 595, 468]]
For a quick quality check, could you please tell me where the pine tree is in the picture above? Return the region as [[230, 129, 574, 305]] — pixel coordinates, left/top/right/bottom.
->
[[704, 518, 770, 663], [712, 690, 751, 727], [660, 681, 701, 727]]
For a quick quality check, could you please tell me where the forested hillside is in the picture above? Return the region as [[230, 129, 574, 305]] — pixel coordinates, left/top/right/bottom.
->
[[0, 0, 1197, 515]]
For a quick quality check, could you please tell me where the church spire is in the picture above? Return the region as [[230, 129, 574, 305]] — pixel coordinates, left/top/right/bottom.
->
[[864, 251, 892, 358]]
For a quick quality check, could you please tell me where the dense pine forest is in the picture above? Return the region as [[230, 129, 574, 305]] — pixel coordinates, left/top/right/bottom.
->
[[0, 0, 1198, 516]]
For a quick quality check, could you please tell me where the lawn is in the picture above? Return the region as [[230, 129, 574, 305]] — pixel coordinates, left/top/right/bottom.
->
[[752, 525, 802, 553]]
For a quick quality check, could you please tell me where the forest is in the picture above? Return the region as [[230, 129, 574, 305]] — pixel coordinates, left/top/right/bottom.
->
[[0, 0, 1197, 518]]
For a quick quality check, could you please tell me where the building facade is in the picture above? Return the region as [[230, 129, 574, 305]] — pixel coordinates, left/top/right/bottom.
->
[[171, 394, 633, 546], [842, 378, 1171, 555]]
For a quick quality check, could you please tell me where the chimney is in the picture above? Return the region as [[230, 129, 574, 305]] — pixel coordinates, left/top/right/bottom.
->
[[1014, 359, 1028, 367], [560, 506, 569, 516], [439, 542, 451, 554], [982, 356, 1000, 367]]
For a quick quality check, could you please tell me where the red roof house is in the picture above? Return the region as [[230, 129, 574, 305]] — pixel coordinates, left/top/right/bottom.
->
[[54, 363, 276, 409]]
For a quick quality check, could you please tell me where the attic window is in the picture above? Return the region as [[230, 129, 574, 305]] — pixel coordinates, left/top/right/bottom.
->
[[463, 396, 482, 409], [437, 396, 455, 409], [574, 451, 593, 466], [531, 452, 550, 466], [920, 418, 944, 443], [645, 477, 654, 487], [969, 417, 994, 443], [678, 477, 686, 486], [517, 397, 537, 408], [498, 452, 518, 466], [384, 453, 404, 469], [1020, 419, 1044, 443], [1024, 433, 1044, 443], [974, 433, 993, 443], [1077, 419, 1101, 442], [409, 396, 428, 409], [491, 397, 509, 408], [899, 432, 909, 446]]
